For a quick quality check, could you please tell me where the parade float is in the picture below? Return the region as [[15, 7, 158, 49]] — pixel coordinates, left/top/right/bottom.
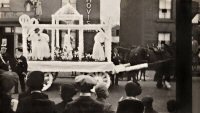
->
[[19, 3, 148, 91]]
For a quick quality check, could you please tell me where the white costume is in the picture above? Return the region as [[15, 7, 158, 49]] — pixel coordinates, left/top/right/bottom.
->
[[40, 33, 50, 58], [62, 33, 73, 60], [28, 33, 40, 60], [92, 32, 106, 61]]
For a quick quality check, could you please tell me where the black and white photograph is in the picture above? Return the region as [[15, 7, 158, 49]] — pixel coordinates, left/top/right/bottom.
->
[[0, 0, 198, 113]]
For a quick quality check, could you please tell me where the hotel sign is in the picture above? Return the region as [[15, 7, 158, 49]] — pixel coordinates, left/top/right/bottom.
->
[[77, 0, 100, 24]]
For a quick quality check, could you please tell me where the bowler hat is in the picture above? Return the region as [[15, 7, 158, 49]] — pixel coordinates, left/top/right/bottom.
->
[[26, 71, 44, 90]]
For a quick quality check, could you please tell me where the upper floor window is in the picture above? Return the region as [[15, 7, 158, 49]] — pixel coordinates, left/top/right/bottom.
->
[[159, 0, 172, 19], [0, 0, 10, 8]]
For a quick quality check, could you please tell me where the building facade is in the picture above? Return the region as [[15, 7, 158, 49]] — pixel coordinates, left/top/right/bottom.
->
[[0, 0, 102, 56], [120, 0, 176, 48]]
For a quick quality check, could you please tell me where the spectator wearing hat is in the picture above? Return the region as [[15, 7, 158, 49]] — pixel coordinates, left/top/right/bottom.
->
[[167, 99, 177, 113], [116, 81, 144, 113], [0, 46, 16, 71], [0, 71, 18, 113], [95, 83, 115, 113], [141, 96, 158, 113], [14, 48, 28, 93], [55, 83, 77, 113], [63, 75, 104, 113], [16, 71, 56, 113]]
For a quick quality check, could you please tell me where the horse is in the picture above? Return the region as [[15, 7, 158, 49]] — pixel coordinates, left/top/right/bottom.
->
[[128, 46, 149, 82], [146, 44, 175, 89]]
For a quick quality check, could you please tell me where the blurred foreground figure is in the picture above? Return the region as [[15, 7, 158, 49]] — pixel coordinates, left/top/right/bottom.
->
[[0, 70, 18, 113], [116, 81, 144, 113], [56, 83, 77, 113], [141, 96, 158, 113], [95, 83, 115, 113], [167, 99, 177, 113], [64, 75, 104, 113], [16, 71, 56, 113]]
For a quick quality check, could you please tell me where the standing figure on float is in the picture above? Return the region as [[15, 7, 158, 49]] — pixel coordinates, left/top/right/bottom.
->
[[40, 29, 50, 59], [63, 32, 73, 60], [28, 28, 41, 60], [92, 31, 106, 61]]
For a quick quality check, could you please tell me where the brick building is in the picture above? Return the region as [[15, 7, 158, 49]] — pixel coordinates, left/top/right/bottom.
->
[[120, 0, 176, 48]]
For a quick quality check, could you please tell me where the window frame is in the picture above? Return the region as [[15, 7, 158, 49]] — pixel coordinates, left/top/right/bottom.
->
[[157, 32, 172, 47], [158, 0, 172, 19]]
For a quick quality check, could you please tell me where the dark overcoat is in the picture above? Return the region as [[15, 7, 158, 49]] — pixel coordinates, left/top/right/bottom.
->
[[63, 96, 104, 113], [116, 98, 144, 113], [16, 92, 56, 113]]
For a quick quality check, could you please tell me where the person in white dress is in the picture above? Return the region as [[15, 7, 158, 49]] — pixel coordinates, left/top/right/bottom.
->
[[40, 30, 50, 59], [92, 31, 106, 61], [28, 28, 40, 60], [62, 32, 73, 60]]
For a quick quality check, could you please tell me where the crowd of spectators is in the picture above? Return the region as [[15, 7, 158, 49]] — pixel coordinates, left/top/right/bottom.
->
[[0, 68, 177, 113]]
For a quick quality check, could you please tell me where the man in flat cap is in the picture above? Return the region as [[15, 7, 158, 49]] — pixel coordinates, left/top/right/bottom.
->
[[16, 71, 56, 113], [141, 96, 158, 113], [63, 75, 104, 113], [116, 81, 144, 113]]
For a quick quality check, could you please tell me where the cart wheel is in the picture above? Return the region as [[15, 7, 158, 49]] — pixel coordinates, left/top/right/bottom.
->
[[90, 72, 111, 88], [42, 72, 54, 91]]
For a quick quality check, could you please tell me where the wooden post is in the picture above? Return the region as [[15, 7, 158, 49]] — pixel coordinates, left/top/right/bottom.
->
[[22, 28, 28, 59], [51, 16, 55, 60], [78, 16, 84, 60]]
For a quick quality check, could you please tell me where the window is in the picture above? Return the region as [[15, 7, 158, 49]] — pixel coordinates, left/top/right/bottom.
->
[[158, 32, 171, 47], [159, 0, 172, 19], [0, 0, 10, 8]]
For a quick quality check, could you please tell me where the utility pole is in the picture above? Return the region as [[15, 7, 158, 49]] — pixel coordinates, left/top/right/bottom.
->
[[176, 0, 192, 113]]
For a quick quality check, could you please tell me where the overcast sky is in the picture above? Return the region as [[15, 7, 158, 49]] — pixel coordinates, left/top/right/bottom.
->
[[100, 0, 121, 26]]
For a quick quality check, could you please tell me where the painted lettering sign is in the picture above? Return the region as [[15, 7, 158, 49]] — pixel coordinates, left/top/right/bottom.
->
[[77, 0, 100, 24]]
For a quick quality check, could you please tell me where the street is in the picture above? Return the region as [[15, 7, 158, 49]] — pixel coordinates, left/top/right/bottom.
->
[[13, 70, 176, 112]]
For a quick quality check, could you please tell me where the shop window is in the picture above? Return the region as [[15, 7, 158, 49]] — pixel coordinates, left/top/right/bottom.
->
[[0, 0, 10, 8], [159, 0, 172, 19], [158, 32, 171, 47]]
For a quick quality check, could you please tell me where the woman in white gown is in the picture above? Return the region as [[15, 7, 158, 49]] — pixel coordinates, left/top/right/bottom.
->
[[92, 31, 106, 61], [40, 30, 50, 59], [63, 33, 73, 60], [28, 28, 40, 60]]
